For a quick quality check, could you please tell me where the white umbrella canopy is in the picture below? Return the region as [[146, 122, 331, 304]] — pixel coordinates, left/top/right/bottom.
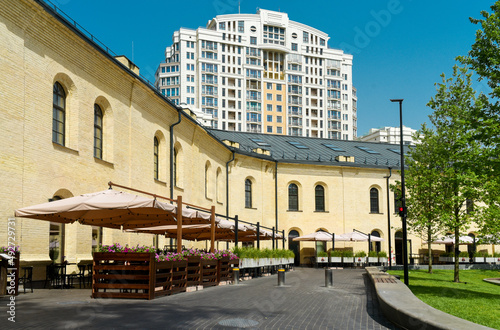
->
[[336, 231, 384, 242], [14, 189, 181, 229], [293, 231, 333, 242], [430, 235, 474, 245]]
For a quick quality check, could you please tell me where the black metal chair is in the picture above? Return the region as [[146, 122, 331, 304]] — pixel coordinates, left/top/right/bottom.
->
[[67, 264, 86, 288], [86, 264, 93, 287], [19, 266, 33, 293]]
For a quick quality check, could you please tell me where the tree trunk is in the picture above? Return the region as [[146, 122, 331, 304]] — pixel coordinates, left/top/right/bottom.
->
[[454, 226, 460, 282], [427, 225, 433, 273]]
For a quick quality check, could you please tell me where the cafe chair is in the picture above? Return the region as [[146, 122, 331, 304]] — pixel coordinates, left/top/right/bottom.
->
[[19, 266, 33, 293]]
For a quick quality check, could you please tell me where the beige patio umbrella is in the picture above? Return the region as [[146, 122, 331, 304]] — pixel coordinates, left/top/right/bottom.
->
[[14, 189, 180, 229]]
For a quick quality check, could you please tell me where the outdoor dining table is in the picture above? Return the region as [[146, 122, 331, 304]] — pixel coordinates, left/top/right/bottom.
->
[[53, 262, 75, 289]]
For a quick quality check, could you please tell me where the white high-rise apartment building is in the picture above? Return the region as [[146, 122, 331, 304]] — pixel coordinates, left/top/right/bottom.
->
[[155, 9, 357, 139], [360, 126, 418, 145]]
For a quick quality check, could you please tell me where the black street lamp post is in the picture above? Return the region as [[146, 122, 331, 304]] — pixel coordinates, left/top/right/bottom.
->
[[390, 98, 409, 286]]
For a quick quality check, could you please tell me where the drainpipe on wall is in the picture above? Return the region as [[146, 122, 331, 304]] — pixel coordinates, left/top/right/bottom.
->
[[275, 160, 279, 247], [169, 110, 182, 249], [169, 110, 182, 200], [384, 167, 393, 269]]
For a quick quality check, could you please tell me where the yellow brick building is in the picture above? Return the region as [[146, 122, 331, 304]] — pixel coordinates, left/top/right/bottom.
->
[[0, 0, 493, 281]]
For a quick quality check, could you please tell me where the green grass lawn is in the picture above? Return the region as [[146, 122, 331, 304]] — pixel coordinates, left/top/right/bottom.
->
[[386, 269, 500, 329]]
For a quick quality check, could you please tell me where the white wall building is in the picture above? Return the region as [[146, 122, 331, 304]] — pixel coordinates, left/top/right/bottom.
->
[[155, 9, 357, 140], [359, 126, 418, 145]]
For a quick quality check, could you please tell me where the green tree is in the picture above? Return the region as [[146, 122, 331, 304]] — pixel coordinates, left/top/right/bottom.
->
[[458, 2, 500, 239], [426, 65, 485, 282], [403, 124, 445, 273]]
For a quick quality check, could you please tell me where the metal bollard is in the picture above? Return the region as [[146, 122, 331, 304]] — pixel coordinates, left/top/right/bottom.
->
[[233, 268, 240, 285], [325, 267, 334, 288], [278, 268, 285, 286]]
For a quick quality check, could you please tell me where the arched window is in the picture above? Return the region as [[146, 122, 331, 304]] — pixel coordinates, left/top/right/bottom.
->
[[154, 137, 159, 180], [288, 183, 298, 211], [94, 104, 103, 159], [52, 82, 66, 145], [370, 188, 379, 213], [173, 148, 178, 187], [216, 168, 223, 203], [205, 162, 211, 198], [245, 179, 252, 208], [315, 185, 325, 212]]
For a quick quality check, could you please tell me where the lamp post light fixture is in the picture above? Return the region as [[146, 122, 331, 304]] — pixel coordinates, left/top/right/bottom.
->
[[390, 98, 409, 286]]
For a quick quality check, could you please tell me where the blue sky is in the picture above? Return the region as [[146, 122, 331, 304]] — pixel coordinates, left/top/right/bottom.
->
[[51, 0, 493, 136]]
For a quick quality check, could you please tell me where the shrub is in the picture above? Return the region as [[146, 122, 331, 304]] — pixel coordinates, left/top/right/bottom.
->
[[354, 251, 366, 257], [459, 251, 469, 257], [331, 250, 342, 257], [368, 251, 378, 257], [378, 251, 388, 258], [474, 251, 487, 257], [342, 250, 354, 257], [318, 251, 328, 257]]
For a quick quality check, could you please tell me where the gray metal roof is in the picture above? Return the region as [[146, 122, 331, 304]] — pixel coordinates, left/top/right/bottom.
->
[[206, 129, 408, 169]]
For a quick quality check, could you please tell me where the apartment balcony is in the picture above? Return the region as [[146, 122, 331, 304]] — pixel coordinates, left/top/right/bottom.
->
[[202, 90, 217, 96], [247, 95, 261, 101], [289, 79, 302, 84], [247, 82, 261, 90], [311, 110, 318, 118], [203, 79, 217, 85], [202, 68, 217, 73], [247, 117, 261, 124], [289, 121, 302, 128], [288, 98, 302, 106], [247, 106, 261, 113], [247, 50, 260, 57], [288, 110, 302, 117], [202, 44, 217, 51], [288, 87, 302, 95]]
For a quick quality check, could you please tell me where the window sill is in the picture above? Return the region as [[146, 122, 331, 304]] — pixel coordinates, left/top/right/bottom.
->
[[287, 210, 303, 212], [94, 157, 114, 168], [314, 211, 329, 213], [53, 142, 79, 155], [154, 179, 167, 186], [369, 212, 383, 215], [245, 207, 257, 210]]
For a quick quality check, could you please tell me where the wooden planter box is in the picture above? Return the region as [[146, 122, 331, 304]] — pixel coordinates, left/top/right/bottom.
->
[[170, 260, 187, 295], [92, 252, 155, 300], [92, 253, 238, 299], [1, 251, 19, 296], [201, 259, 218, 287], [218, 257, 238, 283], [186, 257, 201, 287]]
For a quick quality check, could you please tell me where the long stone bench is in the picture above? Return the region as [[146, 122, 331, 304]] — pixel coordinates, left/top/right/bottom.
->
[[365, 267, 493, 330]]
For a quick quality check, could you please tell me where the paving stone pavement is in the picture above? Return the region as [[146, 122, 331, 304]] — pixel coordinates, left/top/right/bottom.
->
[[1, 268, 399, 329]]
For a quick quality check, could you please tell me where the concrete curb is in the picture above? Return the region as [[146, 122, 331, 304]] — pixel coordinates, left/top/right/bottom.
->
[[365, 267, 493, 330]]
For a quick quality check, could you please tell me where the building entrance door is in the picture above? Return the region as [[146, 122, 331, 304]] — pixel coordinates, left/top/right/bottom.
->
[[288, 230, 300, 266]]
